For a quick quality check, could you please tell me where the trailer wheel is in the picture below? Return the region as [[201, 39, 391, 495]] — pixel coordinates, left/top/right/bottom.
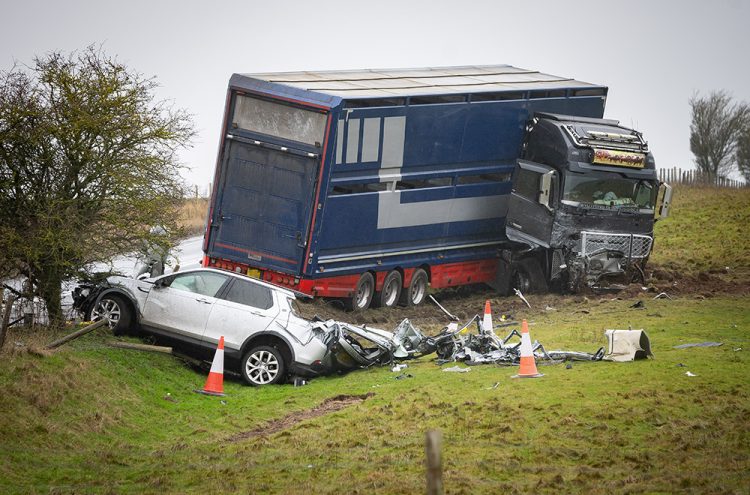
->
[[373, 271, 402, 308], [511, 257, 548, 294], [345, 273, 375, 311], [399, 268, 428, 306]]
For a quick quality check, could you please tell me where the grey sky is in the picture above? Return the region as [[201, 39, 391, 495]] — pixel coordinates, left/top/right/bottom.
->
[[2, 0, 749, 188]]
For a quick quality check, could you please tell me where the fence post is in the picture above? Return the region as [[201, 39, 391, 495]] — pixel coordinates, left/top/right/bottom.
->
[[426, 430, 443, 495]]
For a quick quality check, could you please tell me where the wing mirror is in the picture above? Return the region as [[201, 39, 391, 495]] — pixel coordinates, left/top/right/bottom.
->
[[657, 182, 673, 219], [538, 171, 555, 210]]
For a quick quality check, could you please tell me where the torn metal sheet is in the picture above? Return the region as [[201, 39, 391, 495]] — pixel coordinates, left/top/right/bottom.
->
[[603, 329, 653, 361]]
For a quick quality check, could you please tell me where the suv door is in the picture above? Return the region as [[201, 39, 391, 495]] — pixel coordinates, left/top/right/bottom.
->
[[204, 277, 280, 353], [140, 271, 230, 342], [506, 159, 556, 248]]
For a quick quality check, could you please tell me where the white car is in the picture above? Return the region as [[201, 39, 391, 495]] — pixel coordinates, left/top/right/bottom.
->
[[72, 268, 439, 385], [73, 268, 339, 385]]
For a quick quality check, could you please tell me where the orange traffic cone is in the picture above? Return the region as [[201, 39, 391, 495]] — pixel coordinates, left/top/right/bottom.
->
[[512, 320, 544, 378], [482, 300, 493, 333], [196, 336, 226, 396]]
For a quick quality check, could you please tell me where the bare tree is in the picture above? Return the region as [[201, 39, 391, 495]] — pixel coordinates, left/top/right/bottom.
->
[[737, 126, 750, 183], [689, 91, 749, 181], [0, 47, 194, 325]]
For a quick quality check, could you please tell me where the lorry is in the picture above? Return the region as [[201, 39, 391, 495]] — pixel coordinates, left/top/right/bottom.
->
[[202, 65, 672, 310]]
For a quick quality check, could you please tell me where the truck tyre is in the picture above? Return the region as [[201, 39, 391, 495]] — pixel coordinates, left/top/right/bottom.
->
[[399, 268, 428, 306], [345, 272, 375, 311], [373, 270, 402, 309], [511, 257, 548, 294], [241, 345, 286, 386], [91, 294, 133, 336]]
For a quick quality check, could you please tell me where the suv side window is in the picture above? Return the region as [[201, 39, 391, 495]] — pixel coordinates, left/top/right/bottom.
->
[[223, 279, 274, 310], [165, 272, 228, 297]]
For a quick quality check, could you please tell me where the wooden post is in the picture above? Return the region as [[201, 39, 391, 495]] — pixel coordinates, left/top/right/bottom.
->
[[45, 318, 109, 349], [426, 430, 443, 495], [108, 342, 173, 354], [0, 294, 16, 351]]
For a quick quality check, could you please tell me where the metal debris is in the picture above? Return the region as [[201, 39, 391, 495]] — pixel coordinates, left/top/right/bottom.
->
[[428, 295, 459, 321], [513, 288, 531, 308], [673, 342, 722, 349], [442, 366, 471, 373], [653, 292, 673, 300]]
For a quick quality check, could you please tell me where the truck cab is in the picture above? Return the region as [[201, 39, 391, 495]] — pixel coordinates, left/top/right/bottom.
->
[[505, 113, 672, 292]]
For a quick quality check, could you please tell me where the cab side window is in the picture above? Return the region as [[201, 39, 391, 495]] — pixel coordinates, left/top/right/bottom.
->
[[223, 279, 274, 310], [513, 167, 541, 201]]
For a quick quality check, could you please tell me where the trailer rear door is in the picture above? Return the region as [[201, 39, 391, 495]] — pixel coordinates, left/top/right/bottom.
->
[[208, 138, 320, 275]]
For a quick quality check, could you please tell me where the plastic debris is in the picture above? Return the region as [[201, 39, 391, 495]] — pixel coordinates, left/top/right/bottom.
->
[[685, 371, 697, 377], [673, 342, 723, 349], [394, 373, 413, 380], [653, 292, 673, 300], [391, 364, 408, 372], [442, 366, 471, 373]]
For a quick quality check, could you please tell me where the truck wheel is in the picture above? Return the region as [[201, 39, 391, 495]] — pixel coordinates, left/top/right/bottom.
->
[[373, 271, 402, 308], [91, 295, 133, 336], [399, 268, 428, 306], [345, 273, 375, 311], [512, 258, 548, 294]]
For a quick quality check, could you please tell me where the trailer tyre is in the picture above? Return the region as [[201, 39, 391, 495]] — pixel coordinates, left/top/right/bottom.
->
[[512, 257, 548, 294], [345, 273, 375, 311], [374, 271, 402, 309], [400, 268, 428, 306]]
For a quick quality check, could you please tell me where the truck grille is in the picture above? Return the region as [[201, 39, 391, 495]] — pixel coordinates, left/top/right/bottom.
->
[[580, 231, 653, 259]]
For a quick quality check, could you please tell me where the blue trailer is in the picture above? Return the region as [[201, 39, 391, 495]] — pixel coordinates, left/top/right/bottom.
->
[[203, 65, 669, 309]]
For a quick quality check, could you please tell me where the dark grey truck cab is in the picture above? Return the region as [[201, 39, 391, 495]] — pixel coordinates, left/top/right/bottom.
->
[[504, 113, 672, 292]]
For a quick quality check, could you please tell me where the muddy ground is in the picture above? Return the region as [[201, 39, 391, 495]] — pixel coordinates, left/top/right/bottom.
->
[[297, 265, 750, 333]]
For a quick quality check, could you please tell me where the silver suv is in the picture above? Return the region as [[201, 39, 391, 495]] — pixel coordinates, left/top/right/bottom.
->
[[77, 268, 336, 385]]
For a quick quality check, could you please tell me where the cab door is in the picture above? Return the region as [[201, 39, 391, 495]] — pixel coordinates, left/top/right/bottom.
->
[[505, 159, 556, 248]]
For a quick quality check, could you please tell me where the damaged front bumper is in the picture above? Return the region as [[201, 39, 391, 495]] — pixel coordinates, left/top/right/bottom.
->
[[559, 230, 653, 291]]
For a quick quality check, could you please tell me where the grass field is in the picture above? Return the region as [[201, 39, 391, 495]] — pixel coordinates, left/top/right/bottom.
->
[[1, 185, 749, 494]]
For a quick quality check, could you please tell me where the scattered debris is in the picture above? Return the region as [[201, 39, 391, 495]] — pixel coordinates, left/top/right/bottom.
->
[[391, 364, 408, 372], [394, 373, 413, 380], [545, 305, 557, 312], [676, 363, 687, 367], [673, 342, 723, 349], [293, 377, 308, 387], [734, 348, 742, 352], [566, 363, 573, 370], [653, 292, 673, 300], [603, 329, 652, 361], [442, 366, 471, 373], [428, 295, 459, 322], [685, 371, 697, 377], [163, 393, 178, 403], [513, 288, 531, 308], [630, 300, 645, 309], [485, 382, 500, 390]]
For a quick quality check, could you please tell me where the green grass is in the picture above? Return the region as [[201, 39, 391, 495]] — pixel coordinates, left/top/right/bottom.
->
[[1, 296, 748, 494], [653, 185, 750, 277]]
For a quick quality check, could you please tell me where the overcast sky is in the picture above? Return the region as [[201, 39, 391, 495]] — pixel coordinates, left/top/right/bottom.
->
[[2, 0, 749, 188]]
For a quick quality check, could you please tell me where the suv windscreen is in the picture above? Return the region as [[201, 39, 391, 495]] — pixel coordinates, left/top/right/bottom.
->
[[562, 173, 657, 211]]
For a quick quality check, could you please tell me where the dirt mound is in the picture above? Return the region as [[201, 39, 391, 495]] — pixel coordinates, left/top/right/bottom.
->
[[228, 393, 374, 442]]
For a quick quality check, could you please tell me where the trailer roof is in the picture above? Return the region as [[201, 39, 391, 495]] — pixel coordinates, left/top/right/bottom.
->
[[235, 65, 604, 100]]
